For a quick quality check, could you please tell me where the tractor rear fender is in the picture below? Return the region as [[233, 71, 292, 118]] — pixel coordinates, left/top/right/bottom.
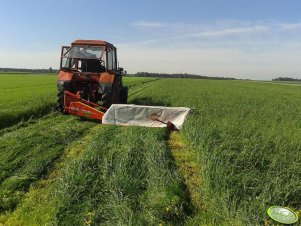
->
[[98, 72, 115, 94], [58, 71, 73, 81], [57, 71, 73, 91]]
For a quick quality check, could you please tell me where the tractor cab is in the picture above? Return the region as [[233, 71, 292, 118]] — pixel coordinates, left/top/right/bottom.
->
[[57, 40, 127, 112], [60, 40, 118, 74]]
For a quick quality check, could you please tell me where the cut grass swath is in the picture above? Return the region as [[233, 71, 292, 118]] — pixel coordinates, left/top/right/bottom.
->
[[0, 114, 94, 212], [4, 126, 191, 225]]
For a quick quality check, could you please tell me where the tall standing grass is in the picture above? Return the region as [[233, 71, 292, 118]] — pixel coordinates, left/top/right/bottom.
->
[[129, 78, 301, 224]]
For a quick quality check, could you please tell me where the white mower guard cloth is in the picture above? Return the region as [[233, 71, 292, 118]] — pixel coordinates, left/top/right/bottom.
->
[[102, 104, 191, 130]]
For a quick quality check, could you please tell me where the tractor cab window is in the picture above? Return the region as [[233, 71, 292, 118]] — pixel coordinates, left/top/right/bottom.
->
[[60, 45, 106, 73], [66, 46, 104, 59], [106, 48, 116, 70]]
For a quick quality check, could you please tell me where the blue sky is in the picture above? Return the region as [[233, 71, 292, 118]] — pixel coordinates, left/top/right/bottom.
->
[[0, 0, 300, 79]]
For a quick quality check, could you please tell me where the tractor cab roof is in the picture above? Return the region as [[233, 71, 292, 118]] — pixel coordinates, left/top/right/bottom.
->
[[71, 39, 116, 49]]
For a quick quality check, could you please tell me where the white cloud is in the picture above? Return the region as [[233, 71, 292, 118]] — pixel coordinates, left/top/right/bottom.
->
[[119, 25, 269, 47], [193, 25, 268, 37], [129, 20, 301, 45], [130, 21, 165, 28], [126, 20, 277, 47], [279, 22, 301, 30]]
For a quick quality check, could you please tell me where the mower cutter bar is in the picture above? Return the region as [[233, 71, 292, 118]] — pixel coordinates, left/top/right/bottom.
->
[[64, 91, 107, 121], [63, 91, 190, 130]]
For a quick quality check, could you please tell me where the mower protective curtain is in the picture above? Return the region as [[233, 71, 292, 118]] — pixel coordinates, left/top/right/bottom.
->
[[102, 104, 191, 130]]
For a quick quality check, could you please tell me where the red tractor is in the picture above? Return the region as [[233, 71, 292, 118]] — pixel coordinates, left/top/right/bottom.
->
[[57, 39, 127, 114]]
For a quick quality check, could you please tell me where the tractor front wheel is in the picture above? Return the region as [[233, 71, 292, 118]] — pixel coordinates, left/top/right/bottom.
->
[[56, 89, 65, 113]]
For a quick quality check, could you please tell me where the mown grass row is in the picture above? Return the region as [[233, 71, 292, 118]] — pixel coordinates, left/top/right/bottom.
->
[[0, 114, 94, 213], [3, 126, 191, 225], [130, 78, 301, 225]]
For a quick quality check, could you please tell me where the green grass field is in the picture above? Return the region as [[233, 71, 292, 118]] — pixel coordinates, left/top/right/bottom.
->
[[0, 74, 300, 225], [0, 73, 57, 129]]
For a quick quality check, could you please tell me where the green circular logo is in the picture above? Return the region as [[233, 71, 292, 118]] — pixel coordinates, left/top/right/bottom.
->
[[267, 206, 298, 224]]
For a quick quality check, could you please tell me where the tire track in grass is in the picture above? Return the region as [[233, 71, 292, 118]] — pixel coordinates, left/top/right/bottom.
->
[[3, 126, 192, 225], [125, 77, 160, 89], [168, 131, 215, 225], [128, 78, 162, 100]]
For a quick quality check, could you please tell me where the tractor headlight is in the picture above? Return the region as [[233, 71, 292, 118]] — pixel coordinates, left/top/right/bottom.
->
[[57, 80, 65, 90]]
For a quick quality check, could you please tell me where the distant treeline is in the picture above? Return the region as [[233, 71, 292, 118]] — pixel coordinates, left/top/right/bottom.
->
[[0, 68, 237, 80], [0, 67, 57, 73], [273, 77, 301, 81], [130, 72, 236, 80]]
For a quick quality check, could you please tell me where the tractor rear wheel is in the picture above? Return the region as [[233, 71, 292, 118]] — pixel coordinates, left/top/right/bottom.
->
[[102, 80, 121, 108], [120, 86, 128, 104]]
